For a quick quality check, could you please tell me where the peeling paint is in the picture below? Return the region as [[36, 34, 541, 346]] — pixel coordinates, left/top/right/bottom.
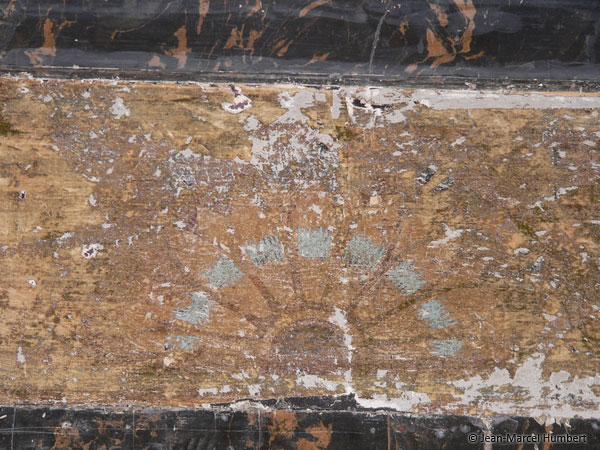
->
[[451, 354, 600, 419]]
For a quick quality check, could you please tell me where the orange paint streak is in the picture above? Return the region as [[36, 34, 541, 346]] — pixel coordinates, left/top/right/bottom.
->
[[297, 421, 333, 449], [224, 25, 264, 53], [453, 0, 476, 53], [25, 18, 64, 65], [429, 3, 448, 27], [196, 0, 210, 34], [426, 28, 456, 66], [147, 55, 166, 69], [165, 25, 190, 69], [224, 27, 242, 50], [304, 52, 330, 65], [249, 0, 262, 16], [246, 29, 264, 51], [299, 0, 331, 18], [268, 411, 298, 445]]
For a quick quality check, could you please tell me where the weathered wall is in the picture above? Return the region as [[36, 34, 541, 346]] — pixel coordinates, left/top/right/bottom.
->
[[1, 76, 600, 422]]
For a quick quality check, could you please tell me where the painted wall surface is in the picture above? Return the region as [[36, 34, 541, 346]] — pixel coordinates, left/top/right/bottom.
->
[[1, 0, 599, 81], [1, 76, 600, 422]]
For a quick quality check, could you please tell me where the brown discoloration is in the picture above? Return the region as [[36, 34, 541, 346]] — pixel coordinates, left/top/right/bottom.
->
[[0, 77, 599, 416]]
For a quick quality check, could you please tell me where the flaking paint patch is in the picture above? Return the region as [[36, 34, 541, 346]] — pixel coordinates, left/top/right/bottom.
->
[[202, 256, 243, 289], [386, 260, 426, 296], [173, 292, 215, 325], [297, 227, 331, 259], [243, 234, 284, 267], [450, 353, 600, 419], [430, 339, 463, 357], [343, 235, 385, 268], [418, 300, 457, 329]]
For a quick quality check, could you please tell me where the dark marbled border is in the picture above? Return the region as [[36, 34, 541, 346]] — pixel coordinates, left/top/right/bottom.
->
[[0, 397, 598, 449], [1, 0, 599, 84]]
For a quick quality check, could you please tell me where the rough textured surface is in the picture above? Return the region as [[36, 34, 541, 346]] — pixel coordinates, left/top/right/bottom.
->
[[1, 0, 600, 82], [1, 76, 600, 424]]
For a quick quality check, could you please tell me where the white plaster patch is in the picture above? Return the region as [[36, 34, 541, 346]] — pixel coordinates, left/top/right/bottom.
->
[[247, 384, 261, 397], [222, 86, 252, 114], [450, 353, 600, 419], [295, 374, 340, 392], [354, 392, 432, 412], [110, 97, 131, 119], [17, 346, 25, 364], [197, 387, 218, 396], [81, 243, 103, 259], [427, 224, 464, 248], [328, 307, 354, 364], [277, 90, 314, 123], [514, 247, 531, 256]]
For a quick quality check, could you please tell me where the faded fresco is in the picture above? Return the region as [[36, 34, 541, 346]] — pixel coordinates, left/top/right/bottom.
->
[[1, 76, 600, 422]]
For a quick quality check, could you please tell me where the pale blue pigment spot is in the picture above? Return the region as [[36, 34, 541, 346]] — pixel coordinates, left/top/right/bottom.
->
[[430, 339, 463, 357], [297, 227, 331, 259], [418, 300, 457, 329], [173, 292, 215, 324], [343, 234, 385, 268], [244, 234, 285, 267], [202, 256, 243, 289], [168, 335, 202, 350], [386, 260, 426, 295]]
